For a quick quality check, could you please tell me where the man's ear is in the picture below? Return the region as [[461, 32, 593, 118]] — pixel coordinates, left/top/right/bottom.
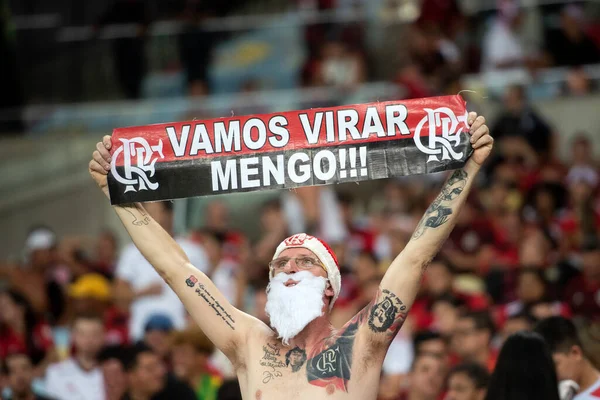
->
[[570, 345, 584, 361], [325, 281, 335, 297]]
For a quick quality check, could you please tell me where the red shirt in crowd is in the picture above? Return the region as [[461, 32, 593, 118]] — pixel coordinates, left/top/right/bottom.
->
[[0, 321, 54, 360], [564, 275, 600, 320]]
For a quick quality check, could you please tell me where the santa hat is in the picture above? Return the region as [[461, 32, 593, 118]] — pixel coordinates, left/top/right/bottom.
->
[[271, 233, 341, 310]]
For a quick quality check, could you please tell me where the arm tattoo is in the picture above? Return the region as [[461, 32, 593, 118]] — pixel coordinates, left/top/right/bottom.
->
[[186, 276, 235, 330], [412, 169, 468, 240], [120, 203, 150, 226], [367, 289, 408, 337]]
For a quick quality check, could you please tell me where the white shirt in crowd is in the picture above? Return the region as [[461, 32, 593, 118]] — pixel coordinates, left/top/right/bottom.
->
[[44, 359, 105, 400], [116, 237, 209, 340], [382, 332, 414, 376], [481, 18, 524, 74], [212, 258, 240, 305], [575, 376, 600, 400]]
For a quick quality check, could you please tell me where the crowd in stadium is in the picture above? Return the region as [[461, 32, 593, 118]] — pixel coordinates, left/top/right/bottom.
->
[[1, 0, 600, 399]]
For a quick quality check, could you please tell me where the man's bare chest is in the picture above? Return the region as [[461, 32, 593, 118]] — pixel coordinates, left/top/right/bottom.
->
[[240, 330, 384, 399]]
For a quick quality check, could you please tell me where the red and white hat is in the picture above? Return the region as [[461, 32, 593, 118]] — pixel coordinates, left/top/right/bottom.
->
[[271, 233, 341, 310]]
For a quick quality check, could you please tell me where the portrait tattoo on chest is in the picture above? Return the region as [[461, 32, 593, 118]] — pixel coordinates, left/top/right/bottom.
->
[[260, 343, 307, 383]]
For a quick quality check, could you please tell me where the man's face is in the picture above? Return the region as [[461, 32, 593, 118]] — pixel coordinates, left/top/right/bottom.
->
[[411, 355, 445, 399], [171, 344, 193, 378], [102, 359, 127, 397], [452, 318, 487, 359], [129, 353, 166, 396], [5, 355, 33, 396], [144, 329, 171, 358], [271, 248, 328, 281], [73, 319, 105, 358], [446, 372, 484, 400], [552, 350, 581, 382], [418, 339, 448, 359], [425, 262, 452, 296], [266, 248, 331, 343]]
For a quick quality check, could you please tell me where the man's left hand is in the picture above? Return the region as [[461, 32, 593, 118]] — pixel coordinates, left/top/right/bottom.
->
[[467, 112, 494, 166]]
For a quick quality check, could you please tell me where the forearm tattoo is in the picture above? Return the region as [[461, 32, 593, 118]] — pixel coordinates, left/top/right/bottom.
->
[[186, 275, 235, 330], [120, 203, 150, 226], [412, 169, 468, 240]]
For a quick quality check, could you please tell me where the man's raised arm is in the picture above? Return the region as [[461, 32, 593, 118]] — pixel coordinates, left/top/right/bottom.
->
[[355, 112, 493, 345], [89, 135, 261, 362]]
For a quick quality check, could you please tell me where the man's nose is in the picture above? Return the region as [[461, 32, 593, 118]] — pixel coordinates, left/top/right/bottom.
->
[[283, 259, 300, 272]]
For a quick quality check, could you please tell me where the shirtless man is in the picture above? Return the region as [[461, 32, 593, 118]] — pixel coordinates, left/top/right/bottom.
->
[[88, 111, 492, 400]]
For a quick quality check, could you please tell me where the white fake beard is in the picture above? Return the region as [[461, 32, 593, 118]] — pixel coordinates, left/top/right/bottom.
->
[[265, 270, 327, 345]]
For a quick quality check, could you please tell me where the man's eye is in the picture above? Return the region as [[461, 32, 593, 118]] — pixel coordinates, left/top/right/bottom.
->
[[298, 257, 314, 267], [275, 259, 288, 269]]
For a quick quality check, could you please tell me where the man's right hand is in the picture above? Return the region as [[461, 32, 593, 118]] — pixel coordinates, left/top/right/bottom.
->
[[89, 135, 112, 198]]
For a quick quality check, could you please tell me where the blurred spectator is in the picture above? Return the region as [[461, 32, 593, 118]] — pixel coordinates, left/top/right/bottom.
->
[[485, 331, 560, 400], [480, 1, 537, 74], [396, 352, 446, 400], [535, 316, 600, 398], [215, 379, 242, 400], [491, 84, 554, 162], [337, 192, 376, 264], [121, 343, 166, 399], [142, 314, 174, 363], [563, 239, 600, 321], [114, 201, 208, 341], [563, 67, 595, 97], [198, 229, 245, 308], [122, 343, 195, 400], [44, 313, 106, 400], [177, 2, 217, 96], [0, 289, 56, 375], [191, 201, 248, 263], [494, 268, 571, 330], [97, 0, 150, 99], [170, 329, 222, 400], [90, 230, 118, 279], [282, 186, 348, 244], [544, 4, 600, 67], [431, 294, 463, 339], [98, 345, 128, 400], [445, 362, 490, 400], [1, 353, 54, 400], [497, 311, 535, 346], [452, 311, 497, 372], [1, 227, 66, 323], [312, 38, 366, 88]]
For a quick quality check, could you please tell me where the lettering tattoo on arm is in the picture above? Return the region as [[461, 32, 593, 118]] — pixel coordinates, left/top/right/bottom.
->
[[186, 276, 235, 330], [412, 169, 468, 240]]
